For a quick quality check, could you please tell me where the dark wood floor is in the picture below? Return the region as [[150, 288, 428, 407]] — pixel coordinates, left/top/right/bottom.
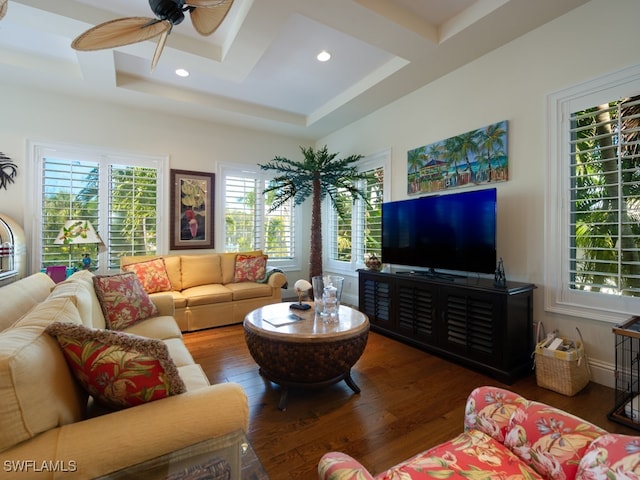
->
[[183, 324, 638, 480]]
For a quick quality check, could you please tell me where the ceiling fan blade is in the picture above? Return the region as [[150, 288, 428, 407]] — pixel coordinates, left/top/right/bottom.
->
[[186, 0, 232, 7], [72, 17, 170, 51], [151, 30, 169, 71], [189, 0, 234, 36], [0, 0, 7, 21]]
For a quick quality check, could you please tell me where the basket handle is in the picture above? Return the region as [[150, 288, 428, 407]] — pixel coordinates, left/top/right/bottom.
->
[[575, 327, 591, 375]]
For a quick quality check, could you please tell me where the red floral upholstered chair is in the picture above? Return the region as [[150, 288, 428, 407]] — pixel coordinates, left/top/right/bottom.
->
[[318, 386, 632, 480]]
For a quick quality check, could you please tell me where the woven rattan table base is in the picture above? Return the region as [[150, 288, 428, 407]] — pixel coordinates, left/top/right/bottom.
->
[[244, 327, 369, 410]]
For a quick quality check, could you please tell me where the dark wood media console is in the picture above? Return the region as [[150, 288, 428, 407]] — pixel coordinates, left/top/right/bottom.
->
[[358, 269, 536, 384]]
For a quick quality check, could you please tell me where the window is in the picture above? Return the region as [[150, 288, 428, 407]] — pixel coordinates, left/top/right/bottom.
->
[[326, 149, 390, 272], [546, 65, 640, 322], [29, 142, 167, 274], [220, 165, 296, 267]]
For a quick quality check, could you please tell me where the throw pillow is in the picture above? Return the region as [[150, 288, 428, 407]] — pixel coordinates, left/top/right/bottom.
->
[[45, 322, 186, 410], [93, 272, 158, 330], [234, 254, 267, 282], [122, 258, 172, 294]]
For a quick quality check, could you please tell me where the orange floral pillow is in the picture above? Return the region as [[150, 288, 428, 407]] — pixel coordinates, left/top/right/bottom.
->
[[93, 272, 158, 330], [234, 254, 267, 282], [45, 322, 186, 410], [122, 258, 172, 294]]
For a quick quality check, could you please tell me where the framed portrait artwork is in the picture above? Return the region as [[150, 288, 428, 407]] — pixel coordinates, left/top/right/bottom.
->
[[170, 169, 215, 250]]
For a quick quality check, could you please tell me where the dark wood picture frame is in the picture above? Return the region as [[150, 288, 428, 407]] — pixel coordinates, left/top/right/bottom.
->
[[170, 169, 215, 250]]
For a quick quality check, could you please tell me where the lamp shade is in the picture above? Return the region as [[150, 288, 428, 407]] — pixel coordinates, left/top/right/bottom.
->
[[54, 220, 102, 245]]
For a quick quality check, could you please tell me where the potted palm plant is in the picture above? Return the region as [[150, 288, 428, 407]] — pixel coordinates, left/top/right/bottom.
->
[[260, 145, 372, 280]]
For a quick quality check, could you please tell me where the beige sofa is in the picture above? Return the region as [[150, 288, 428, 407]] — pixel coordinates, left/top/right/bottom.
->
[[0, 271, 249, 479], [120, 251, 288, 332]]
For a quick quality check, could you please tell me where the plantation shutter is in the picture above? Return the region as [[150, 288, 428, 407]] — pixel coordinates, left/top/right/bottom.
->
[[224, 174, 293, 258], [328, 164, 384, 264], [40, 156, 160, 272], [361, 165, 384, 258], [569, 95, 640, 297], [108, 164, 159, 269], [41, 158, 99, 269]]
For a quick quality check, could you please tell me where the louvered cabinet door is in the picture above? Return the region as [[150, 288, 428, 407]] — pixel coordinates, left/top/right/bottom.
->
[[396, 279, 437, 343], [438, 289, 502, 365], [359, 271, 393, 329]]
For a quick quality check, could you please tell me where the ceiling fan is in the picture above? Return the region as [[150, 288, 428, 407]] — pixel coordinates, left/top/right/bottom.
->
[[71, 0, 234, 70]]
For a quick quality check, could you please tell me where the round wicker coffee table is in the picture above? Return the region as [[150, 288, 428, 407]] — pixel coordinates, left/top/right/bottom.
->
[[243, 302, 369, 410]]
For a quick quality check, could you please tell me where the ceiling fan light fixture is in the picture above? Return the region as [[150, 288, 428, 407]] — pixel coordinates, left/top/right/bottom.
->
[[317, 50, 331, 62], [175, 68, 190, 77]]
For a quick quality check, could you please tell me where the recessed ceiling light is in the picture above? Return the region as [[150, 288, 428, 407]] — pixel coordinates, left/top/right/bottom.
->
[[175, 68, 190, 77], [316, 50, 331, 62]]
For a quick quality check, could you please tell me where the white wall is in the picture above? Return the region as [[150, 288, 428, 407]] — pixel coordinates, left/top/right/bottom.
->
[[0, 85, 310, 295], [320, 0, 640, 387]]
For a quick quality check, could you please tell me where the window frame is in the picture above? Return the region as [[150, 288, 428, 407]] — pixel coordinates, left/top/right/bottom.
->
[[218, 163, 301, 271], [325, 149, 391, 275], [545, 64, 640, 323], [26, 140, 168, 275]]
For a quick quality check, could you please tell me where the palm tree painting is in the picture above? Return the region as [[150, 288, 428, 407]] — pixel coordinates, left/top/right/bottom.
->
[[407, 120, 508, 194]]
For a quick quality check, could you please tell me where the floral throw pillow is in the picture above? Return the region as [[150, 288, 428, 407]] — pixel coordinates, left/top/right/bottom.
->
[[122, 258, 172, 294], [45, 322, 186, 410], [93, 272, 158, 330], [576, 433, 640, 479], [504, 401, 606, 479], [234, 254, 267, 282]]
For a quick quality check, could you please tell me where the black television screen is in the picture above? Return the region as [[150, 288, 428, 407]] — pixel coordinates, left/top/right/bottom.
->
[[381, 188, 497, 274]]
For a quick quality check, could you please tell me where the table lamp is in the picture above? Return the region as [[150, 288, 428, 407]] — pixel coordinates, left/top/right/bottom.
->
[[54, 220, 103, 270], [290, 279, 312, 310]]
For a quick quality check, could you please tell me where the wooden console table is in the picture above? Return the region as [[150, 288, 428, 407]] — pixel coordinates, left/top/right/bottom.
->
[[358, 269, 535, 384]]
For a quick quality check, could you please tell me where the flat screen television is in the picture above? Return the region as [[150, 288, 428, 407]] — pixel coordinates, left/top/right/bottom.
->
[[381, 188, 497, 274]]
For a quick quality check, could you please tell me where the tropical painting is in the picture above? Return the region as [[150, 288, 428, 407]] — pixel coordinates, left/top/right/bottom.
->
[[407, 120, 508, 195]]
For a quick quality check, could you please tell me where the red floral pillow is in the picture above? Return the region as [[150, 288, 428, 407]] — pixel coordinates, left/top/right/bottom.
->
[[93, 272, 158, 330], [576, 434, 640, 479], [122, 258, 172, 294], [234, 254, 267, 282], [504, 401, 606, 480], [45, 322, 186, 410]]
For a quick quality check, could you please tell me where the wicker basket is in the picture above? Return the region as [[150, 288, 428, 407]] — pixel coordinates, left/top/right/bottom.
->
[[535, 329, 590, 396]]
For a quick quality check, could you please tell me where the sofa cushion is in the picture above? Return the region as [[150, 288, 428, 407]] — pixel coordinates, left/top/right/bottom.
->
[[379, 429, 545, 480], [181, 254, 223, 288], [0, 272, 55, 332], [576, 433, 640, 480], [163, 338, 196, 367], [234, 254, 267, 282], [63, 270, 107, 329], [224, 282, 273, 301], [93, 272, 159, 330], [48, 280, 96, 328], [177, 364, 211, 391], [122, 315, 182, 341], [0, 297, 86, 453], [182, 284, 233, 306], [122, 257, 172, 294], [504, 400, 606, 480], [45, 322, 186, 410]]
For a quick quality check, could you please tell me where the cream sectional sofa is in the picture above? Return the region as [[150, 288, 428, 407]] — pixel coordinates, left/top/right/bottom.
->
[[0, 271, 249, 479], [120, 251, 288, 332]]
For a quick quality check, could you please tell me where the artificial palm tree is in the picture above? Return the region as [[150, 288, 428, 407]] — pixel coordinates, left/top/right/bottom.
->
[[260, 145, 371, 280]]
